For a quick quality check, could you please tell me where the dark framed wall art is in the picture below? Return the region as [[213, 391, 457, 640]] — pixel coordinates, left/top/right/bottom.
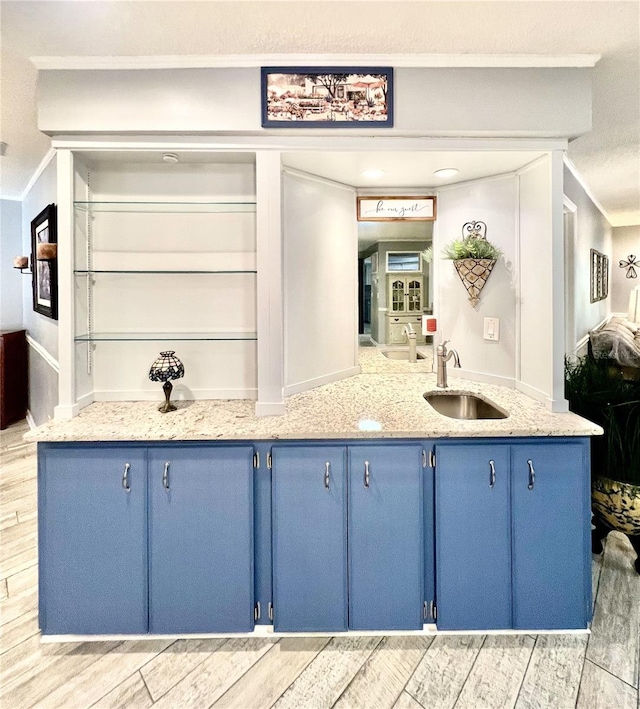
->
[[590, 248, 609, 303], [31, 203, 58, 320], [261, 67, 393, 128]]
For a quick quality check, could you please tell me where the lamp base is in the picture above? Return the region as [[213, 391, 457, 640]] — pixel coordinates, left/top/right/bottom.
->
[[158, 381, 177, 413]]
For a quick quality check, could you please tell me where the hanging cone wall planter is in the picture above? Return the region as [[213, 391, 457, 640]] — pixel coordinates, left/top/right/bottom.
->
[[453, 258, 497, 308], [443, 221, 501, 308]]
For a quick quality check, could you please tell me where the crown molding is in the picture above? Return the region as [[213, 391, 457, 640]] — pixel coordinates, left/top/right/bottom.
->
[[31, 53, 601, 71], [20, 148, 56, 201], [563, 155, 611, 225]]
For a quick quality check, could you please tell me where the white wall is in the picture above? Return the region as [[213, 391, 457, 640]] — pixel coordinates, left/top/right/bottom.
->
[[22, 155, 59, 425], [283, 171, 358, 394], [0, 199, 23, 330], [519, 157, 554, 399], [435, 174, 518, 384], [563, 166, 612, 341], [611, 225, 640, 314], [38, 67, 592, 139]]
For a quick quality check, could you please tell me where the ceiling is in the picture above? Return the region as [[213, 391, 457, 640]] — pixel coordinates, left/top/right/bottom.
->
[[1, 1, 638, 226], [282, 151, 545, 188]]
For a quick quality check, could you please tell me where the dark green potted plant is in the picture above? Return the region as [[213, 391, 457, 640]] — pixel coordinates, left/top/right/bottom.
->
[[565, 355, 640, 572]]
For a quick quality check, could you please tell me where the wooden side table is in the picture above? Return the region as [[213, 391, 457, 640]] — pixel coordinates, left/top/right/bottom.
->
[[0, 330, 28, 429]]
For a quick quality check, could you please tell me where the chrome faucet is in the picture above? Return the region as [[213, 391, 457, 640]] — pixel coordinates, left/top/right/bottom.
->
[[436, 340, 461, 388], [403, 323, 417, 363]]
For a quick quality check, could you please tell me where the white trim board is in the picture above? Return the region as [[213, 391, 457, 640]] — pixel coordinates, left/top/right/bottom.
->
[[563, 155, 611, 226], [32, 54, 602, 71], [25, 335, 59, 373], [284, 366, 361, 397], [282, 166, 355, 193], [41, 626, 589, 644], [20, 148, 56, 201]]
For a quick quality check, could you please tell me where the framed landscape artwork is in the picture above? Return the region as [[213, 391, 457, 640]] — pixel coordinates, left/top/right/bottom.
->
[[31, 203, 58, 320], [261, 67, 393, 128]]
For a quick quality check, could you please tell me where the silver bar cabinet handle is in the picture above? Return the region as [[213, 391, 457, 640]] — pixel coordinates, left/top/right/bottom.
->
[[489, 459, 496, 488], [163, 461, 170, 491], [122, 463, 131, 493], [364, 460, 370, 489], [527, 459, 535, 490], [324, 462, 330, 490]]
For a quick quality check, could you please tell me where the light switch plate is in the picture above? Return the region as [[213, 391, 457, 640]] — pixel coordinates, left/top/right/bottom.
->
[[484, 317, 500, 341]]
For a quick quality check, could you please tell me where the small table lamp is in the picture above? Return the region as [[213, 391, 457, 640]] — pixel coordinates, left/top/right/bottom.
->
[[149, 351, 185, 413]]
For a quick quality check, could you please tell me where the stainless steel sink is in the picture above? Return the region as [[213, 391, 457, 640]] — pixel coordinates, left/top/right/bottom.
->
[[382, 350, 427, 360], [424, 392, 508, 420]]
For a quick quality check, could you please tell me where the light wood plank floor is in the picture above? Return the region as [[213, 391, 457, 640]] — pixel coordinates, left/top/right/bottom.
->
[[1, 420, 639, 709]]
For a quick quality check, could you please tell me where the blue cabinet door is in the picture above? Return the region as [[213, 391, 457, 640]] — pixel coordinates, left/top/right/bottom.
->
[[348, 445, 424, 630], [39, 445, 147, 635], [511, 442, 590, 630], [435, 443, 511, 630], [272, 445, 348, 632], [148, 446, 254, 633]]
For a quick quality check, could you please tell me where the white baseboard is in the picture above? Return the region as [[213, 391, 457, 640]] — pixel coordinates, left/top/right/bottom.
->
[[514, 380, 568, 411], [41, 626, 588, 643], [284, 366, 360, 397], [254, 401, 286, 417], [92, 388, 257, 401], [25, 410, 37, 430], [54, 403, 81, 420], [451, 368, 516, 389]]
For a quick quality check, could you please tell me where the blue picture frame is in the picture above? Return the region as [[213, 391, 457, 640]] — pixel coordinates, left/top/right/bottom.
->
[[261, 67, 394, 128]]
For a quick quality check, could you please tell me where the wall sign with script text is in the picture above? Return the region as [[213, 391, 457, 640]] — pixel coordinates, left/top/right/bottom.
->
[[356, 196, 437, 222]]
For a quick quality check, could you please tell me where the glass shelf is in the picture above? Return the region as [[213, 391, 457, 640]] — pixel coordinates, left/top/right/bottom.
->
[[74, 201, 256, 213], [75, 332, 257, 342], [74, 270, 257, 275]]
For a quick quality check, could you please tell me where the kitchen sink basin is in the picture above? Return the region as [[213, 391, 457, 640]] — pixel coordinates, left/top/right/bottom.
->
[[382, 350, 427, 360], [423, 392, 508, 420]]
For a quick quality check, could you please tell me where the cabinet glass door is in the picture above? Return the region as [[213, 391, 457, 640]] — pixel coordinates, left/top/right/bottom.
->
[[511, 443, 590, 630], [391, 279, 406, 312], [148, 446, 254, 633], [272, 446, 348, 632], [407, 280, 422, 311], [435, 443, 511, 630], [349, 445, 424, 630], [40, 446, 148, 635]]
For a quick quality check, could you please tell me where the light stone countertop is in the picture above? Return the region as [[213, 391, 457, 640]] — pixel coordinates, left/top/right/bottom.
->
[[27, 348, 602, 442]]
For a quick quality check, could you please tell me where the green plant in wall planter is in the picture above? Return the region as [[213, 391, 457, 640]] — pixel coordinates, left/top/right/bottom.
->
[[442, 221, 502, 307], [565, 355, 640, 572]]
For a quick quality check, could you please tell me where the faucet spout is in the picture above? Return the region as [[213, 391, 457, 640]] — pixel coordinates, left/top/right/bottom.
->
[[403, 324, 418, 363], [436, 340, 461, 388]]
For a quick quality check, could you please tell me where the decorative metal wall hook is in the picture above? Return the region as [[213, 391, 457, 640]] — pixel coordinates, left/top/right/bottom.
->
[[619, 255, 638, 279], [462, 221, 487, 240]]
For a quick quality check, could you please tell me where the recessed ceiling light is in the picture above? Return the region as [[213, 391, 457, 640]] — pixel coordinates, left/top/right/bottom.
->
[[162, 153, 179, 163], [433, 168, 459, 179], [360, 168, 385, 179]]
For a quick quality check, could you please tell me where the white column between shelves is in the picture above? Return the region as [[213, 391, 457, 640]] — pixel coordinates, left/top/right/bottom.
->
[[550, 149, 569, 412], [54, 149, 76, 419], [255, 151, 285, 416]]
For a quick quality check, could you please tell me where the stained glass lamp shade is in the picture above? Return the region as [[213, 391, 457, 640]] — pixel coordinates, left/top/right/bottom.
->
[[149, 351, 185, 413]]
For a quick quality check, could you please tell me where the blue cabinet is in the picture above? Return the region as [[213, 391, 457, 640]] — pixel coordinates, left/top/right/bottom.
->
[[348, 445, 424, 630], [272, 443, 425, 632], [271, 445, 348, 631], [511, 443, 590, 629], [39, 445, 148, 635], [148, 446, 254, 633], [435, 444, 511, 630], [435, 439, 590, 631], [40, 442, 255, 636]]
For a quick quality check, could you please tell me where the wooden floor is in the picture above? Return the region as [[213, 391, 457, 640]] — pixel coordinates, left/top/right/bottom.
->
[[1, 420, 639, 709]]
